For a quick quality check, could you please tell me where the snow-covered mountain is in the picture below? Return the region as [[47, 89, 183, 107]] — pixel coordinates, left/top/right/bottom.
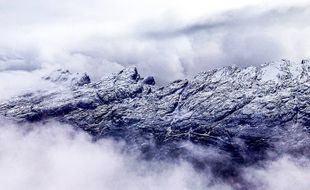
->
[[1, 59, 310, 187]]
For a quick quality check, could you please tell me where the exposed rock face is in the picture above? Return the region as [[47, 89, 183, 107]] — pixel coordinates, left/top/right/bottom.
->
[[1, 59, 310, 187]]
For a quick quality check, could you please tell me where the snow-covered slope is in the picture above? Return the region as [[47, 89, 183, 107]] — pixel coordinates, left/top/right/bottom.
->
[[1, 59, 310, 185]]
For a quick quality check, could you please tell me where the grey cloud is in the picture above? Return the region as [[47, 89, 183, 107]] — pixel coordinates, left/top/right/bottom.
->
[[0, 51, 41, 72], [145, 5, 310, 37], [140, 5, 310, 77]]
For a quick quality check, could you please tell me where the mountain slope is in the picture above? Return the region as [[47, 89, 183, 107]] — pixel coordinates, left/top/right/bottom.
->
[[1, 59, 310, 186]]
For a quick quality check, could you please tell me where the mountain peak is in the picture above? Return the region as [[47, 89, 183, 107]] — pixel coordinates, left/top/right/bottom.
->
[[117, 66, 140, 82], [43, 69, 91, 86]]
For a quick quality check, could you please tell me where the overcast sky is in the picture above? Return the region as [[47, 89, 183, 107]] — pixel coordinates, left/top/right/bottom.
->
[[0, 0, 310, 83]]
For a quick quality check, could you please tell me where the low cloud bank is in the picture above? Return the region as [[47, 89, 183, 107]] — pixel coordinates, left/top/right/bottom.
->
[[244, 156, 310, 190], [0, 120, 218, 190], [0, 119, 309, 190]]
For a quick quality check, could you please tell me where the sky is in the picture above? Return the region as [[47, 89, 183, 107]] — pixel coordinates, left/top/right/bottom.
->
[[0, 0, 310, 84]]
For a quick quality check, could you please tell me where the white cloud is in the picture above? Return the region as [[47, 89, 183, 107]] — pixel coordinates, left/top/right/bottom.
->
[[244, 156, 310, 190], [0, 69, 54, 101], [0, 120, 232, 190], [0, 120, 310, 190]]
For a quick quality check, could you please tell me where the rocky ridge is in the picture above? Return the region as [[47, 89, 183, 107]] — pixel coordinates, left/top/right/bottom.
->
[[1, 59, 310, 187]]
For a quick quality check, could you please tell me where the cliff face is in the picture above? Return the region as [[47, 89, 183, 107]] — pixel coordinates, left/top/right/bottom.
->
[[1, 60, 310, 181]]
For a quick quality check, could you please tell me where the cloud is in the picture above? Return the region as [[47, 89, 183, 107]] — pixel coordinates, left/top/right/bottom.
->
[[0, 70, 54, 101], [143, 4, 310, 76], [0, 119, 233, 190], [244, 156, 310, 190], [156, 6, 310, 36], [0, 119, 310, 190], [0, 1, 310, 84]]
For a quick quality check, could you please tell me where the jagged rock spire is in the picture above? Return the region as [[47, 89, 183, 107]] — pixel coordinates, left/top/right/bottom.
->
[[43, 69, 91, 86]]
